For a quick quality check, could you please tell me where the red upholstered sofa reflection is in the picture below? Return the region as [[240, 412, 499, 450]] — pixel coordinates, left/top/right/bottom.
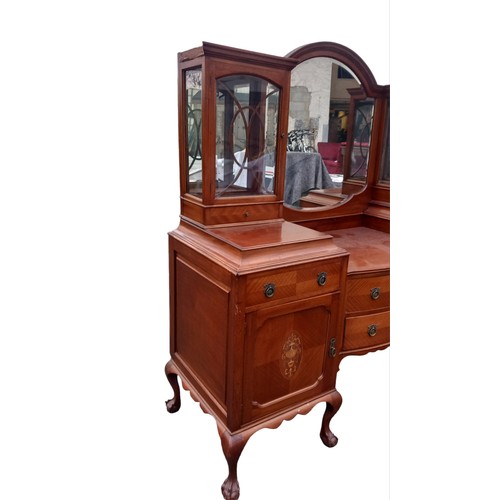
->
[[317, 142, 343, 174]]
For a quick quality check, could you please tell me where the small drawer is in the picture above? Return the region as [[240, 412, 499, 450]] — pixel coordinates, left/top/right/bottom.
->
[[245, 260, 342, 307], [343, 311, 390, 352], [346, 274, 390, 313]]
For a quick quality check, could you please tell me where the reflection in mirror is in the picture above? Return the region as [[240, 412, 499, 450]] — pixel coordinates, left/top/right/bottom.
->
[[379, 100, 390, 183], [348, 96, 374, 179], [285, 57, 371, 208]]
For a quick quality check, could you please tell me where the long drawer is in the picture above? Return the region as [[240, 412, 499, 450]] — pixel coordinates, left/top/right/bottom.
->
[[343, 310, 390, 352], [245, 260, 343, 307]]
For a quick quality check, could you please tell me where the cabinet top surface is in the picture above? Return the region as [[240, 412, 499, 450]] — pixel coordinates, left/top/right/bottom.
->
[[208, 220, 333, 251], [327, 227, 390, 274], [172, 220, 348, 274]]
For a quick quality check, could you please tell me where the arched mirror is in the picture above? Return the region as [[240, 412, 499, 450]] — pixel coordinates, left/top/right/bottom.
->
[[284, 42, 384, 211]]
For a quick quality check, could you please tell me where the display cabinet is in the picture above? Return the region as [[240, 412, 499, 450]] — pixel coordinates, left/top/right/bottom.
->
[[177, 42, 295, 226], [165, 41, 390, 499]]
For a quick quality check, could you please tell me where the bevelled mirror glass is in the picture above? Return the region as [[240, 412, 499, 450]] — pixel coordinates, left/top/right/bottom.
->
[[285, 57, 373, 208]]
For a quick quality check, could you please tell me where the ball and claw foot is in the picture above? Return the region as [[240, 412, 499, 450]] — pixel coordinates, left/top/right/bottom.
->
[[221, 477, 240, 500], [219, 430, 247, 500]]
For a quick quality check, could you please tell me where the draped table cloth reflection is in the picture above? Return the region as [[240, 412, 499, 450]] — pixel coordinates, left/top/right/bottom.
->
[[284, 152, 334, 206]]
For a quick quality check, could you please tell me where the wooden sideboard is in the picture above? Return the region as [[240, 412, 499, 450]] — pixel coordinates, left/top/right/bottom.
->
[[165, 41, 389, 499]]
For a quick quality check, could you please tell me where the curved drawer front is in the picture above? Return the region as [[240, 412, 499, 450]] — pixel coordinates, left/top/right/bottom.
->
[[245, 260, 342, 307], [343, 311, 390, 352], [346, 274, 390, 313]]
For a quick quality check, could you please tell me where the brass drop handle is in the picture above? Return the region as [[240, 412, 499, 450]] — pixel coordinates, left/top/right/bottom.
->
[[328, 338, 336, 358], [317, 272, 327, 286], [370, 287, 381, 300], [368, 324, 377, 337], [264, 283, 276, 298]]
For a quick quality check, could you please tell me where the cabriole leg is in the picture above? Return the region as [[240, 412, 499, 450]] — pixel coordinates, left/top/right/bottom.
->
[[219, 430, 249, 500], [165, 360, 181, 413], [320, 390, 343, 447]]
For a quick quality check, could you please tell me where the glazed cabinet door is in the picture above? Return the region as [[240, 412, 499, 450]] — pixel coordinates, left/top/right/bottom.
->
[[242, 294, 340, 425]]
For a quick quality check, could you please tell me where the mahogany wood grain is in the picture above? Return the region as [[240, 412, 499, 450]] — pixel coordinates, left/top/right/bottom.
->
[[345, 274, 390, 313], [166, 40, 390, 499], [343, 311, 390, 352], [166, 356, 344, 499], [327, 226, 389, 273]]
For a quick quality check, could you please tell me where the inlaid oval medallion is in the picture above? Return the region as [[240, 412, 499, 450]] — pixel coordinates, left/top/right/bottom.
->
[[280, 331, 302, 379]]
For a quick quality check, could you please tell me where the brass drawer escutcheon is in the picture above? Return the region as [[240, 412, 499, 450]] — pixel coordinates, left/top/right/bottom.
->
[[368, 324, 377, 337]]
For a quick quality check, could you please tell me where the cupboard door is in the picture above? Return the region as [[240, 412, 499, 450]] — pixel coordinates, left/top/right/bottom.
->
[[242, 294, 339, 424]]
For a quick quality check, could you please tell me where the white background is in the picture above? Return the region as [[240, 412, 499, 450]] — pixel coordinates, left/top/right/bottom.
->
[[1, 1, 499, 499]]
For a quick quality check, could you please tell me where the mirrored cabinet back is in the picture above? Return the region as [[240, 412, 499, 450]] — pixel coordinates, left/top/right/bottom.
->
[[165, 40, 389, 499]]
